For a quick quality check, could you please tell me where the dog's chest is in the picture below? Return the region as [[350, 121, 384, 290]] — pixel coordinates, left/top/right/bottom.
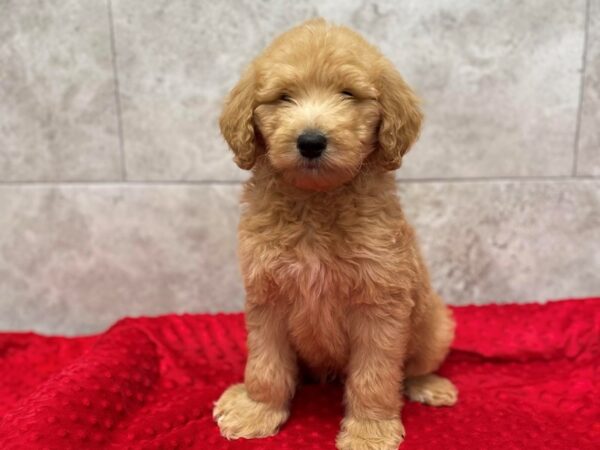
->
[[262, 219, 365, 371], [270, 218, 361, 302], [240, 190, 404, 372], [279, 238, 353, 372], [288, 287, 350, 374]]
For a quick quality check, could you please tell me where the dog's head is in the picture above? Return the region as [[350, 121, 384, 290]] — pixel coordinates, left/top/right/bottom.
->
[[220, 19, 423, 191]]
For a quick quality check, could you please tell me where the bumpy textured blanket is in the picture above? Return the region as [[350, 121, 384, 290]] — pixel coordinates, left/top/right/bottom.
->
[[0, 298, 598, 449]]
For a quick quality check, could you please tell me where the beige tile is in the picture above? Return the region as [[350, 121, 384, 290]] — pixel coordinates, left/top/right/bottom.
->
[[400, 180, 600, 304], [330, 0, 586, 178], [113, 0, 585, 181], [0, 184, 244, 335], [112, 1, 318, 181], [1, 180, 598, 334], [0, 1, 122, 181], [577, 0, 600, 175]]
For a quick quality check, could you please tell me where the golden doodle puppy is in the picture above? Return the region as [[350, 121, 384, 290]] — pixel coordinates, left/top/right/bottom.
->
[[213, 19, 458, 450]]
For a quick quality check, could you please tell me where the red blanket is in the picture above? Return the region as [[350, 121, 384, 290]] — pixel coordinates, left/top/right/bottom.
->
[[0, 298, 598, 449]]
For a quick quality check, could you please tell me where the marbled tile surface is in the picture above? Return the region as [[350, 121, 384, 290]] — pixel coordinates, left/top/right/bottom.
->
[[0, 184, 242, 334], [577, 0, 600, 175], [1, 180, 598, 335], [0, 1, 597, 334], [325, 0, 587, 179], [112, 0, 586, 181], [400, 180, 600, 304], [0, 0, 122, 181]]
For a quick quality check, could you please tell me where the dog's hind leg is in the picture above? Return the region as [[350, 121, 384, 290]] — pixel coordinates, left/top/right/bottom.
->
[[404, 373, 458, 406], [403, 293, 458, 407]]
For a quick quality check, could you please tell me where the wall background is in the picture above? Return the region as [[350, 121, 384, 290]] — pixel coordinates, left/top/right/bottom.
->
[[0, 0, 598, 334]]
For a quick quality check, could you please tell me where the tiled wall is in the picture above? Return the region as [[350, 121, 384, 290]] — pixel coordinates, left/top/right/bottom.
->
[[1, 0, 598, 334]]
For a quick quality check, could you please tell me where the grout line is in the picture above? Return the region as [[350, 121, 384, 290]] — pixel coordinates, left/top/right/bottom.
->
[[0, 175, 599, 187], [395, 175, 600, 183], [572, 0, 591, 176], [106, 0, 127, 181], [0, 180, 245, 187]]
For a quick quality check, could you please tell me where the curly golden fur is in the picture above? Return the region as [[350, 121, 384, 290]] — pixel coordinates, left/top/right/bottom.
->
[[213, 19, 457, 450]]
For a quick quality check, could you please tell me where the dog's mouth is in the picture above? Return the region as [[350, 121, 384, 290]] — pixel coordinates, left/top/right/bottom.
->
[[299, 159, 322, 171], [269, 144, 362, 191]]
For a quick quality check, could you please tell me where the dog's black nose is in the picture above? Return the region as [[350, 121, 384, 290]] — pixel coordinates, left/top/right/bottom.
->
[[297, 131, 327, 159]]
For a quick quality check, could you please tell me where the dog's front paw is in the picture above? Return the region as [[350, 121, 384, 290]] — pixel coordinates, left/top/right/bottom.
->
[[336, 417, 405, 450], [213, 383, 289, 439]]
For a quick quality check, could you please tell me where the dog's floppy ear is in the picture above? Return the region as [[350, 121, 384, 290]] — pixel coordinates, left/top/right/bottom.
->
[[219, 66, 258, 170], [376, 62, 423, 170]]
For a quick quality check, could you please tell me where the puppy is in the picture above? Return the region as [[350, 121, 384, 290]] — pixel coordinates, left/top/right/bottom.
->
[[213, 19, 457, 450]]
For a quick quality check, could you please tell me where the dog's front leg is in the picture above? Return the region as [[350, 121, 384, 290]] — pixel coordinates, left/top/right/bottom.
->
[[213, 301, 297, 439], [337, 303, 410, 450]]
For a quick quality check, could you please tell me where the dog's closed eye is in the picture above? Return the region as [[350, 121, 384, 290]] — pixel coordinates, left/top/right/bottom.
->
[[280, 93, 294, 103], [341, 90, 354, 98]]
